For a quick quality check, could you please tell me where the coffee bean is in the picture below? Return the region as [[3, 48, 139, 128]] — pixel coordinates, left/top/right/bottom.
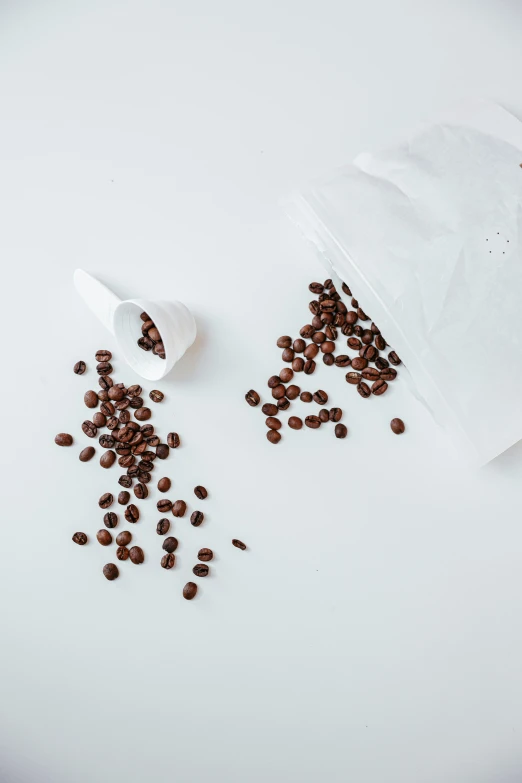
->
[[360, 330, 373, 345], [142, 319, 154, 333], [232, 539, 246, 550], [72, 532, 87, 545], [118, 491, 130, 505], [137, 337, 151, 352], [309, 300, 320, 315], [360, 345, 378, 362], [99, 493, 113, 509], [129, 546, 144, 564], [300, 324, 314, 339], [96, 361, 113, 375], [78, 446, 95, 463], [266, 416, 281, 430], [279, 368, 294, 383], [95, 350, 112, 362], [353, 325, 363, 338], [161, 553, 176, 569], [116, 531, 132, 546], [303, 343, 319, 359], [329, 408, 342, 422], [267, 429, 281, 444], [198, 548, 213, 562], [390, 417, 405, 434], [245, 390, 260, 407], [288, 416, 302, 430], [167, 432, 180, 448], [351, 298, 358, 307], [138, 471, 152, 484], [285, 384, 300, 401], [261, 403, 277, 417], [319, 409, 329, 423], [162, 536, 179, 554], [115, 398, 130, 412], [183, 582, 197, 600], [322, 354, 334, 367], [277, 398, 290, 411], [98, 375, 113, 391], [129, 396, 144, 409], [99, 434, 115, 449], [118, 456, 134, 469], [157, 477, 171, 493], [129, 431, 143, 446], [271, 384, 286, 400], [325, 325, 338, 341], [313, 390, 328, 405], [118, 427, 134, 444], [156, 444, 170, 460], [282, 347, 295, 363], [334, 355, 351, 367], [304, 359, 316, 374], [84, 390, 98, 409], [375, 335, 386, 351], [300, 391, 312, 402], [108, 386, 124, 402], [388, 351, 401, 366], [309, 282, 324, 294], [138, 459, 154, 472], [319, 340, 335, 354], [97, 529, 112, 546], [357, 308, 369, 321], [119, 410, 131, 424], [74, 360, 86, 375], [335, 423, 348, 439], [361, 368, 379, 382], [55, 433, 73, 447], [118, 475, 132, 488], [351, 357, 367, 371], [341, 281, 351, 295], [371, 379, 388, 396], [380, 367, 397, 381], [305, 415, 321, 429], [293, 338, 306, 353], [292, 357, 305, 372], [375, 357, 389, 370], [134, 407, 151, 421], [116, 546, 129, 561], [312, 315, 323, 329], [157, 498, 172, 514], [277, 336, 293, 350], [148, 326, 161, 342], [334, 313, 345, 327], [98, 390, 109, 402], [193, 563, 209, 577], [103, 511, 117, 529], [100, 450, 116, 469], [342, 323, 354, 336], [100, 401, 115, 417], [172, 500, 187, 517], [346, 311, 358, 325], [357, 382, 371, 398], [134, 483, 148, 500], [320, 299, 336, 312], [92, 412, 106, 429], [103, 563, 119, 580], [157, 519, 170, 535], [268, 375, 281, 389], [348, 338, 361, 350], [312, 332, 325, 345], [149, 390, 164, 403], [125, 504, 140, 523], [346, 371, 361, 385]]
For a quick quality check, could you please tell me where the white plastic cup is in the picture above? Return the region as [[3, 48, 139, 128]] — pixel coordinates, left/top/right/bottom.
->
[[74, 269, 196, 381]]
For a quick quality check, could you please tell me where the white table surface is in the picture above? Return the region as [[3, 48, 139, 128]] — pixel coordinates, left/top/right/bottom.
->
[[2, 2, 522, 782]]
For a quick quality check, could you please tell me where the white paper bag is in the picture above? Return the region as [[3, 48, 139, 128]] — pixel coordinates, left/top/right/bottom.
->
[[287, 101, 522, 465]]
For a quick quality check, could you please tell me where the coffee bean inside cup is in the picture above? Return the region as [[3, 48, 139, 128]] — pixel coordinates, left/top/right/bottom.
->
[[138, 314, 166, 359]]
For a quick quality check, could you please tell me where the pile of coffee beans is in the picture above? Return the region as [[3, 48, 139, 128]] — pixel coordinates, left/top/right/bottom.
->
[[59, 349, 247, 597], [137, 312, 165, 359], [245, 277, 406, 443]]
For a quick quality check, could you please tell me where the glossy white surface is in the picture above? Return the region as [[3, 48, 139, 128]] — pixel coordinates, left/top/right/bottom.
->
[[1, 2, 522, 782]]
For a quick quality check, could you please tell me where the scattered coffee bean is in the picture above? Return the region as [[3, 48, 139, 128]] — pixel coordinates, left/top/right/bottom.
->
[[304, 343, 319, 359], [95, 350, 112, 362], [129, 546, 144, 564], [134, 483, 148, 500], [162, 536, 179, 553], [329, 408, 342, 422], [134, 407, 151, 421], [191, 511, 204, 526], [118, 475, 132, 488], [282, 347, 295, 362], [99, 434, 115, 449], [97, 529, 112, 546], [346, 371, 361, 384], [353, 325, 364, 337], [100, 402, 115, 416], [348, 337, 362, 350], [277, 336, 292, 349], [262, 403, 278, 416], [232, 539, 246, 550], [149, 390, 164, 403], [116, 531, 132, 547], [300, 324, 314, 339], [98, 375, 113, 391], [116, 546, 129, 561], [335, 423, 348, 439], [390, 417, 405, 434], [380, 367, 397, 381], [309, 300, 320, 315], [285, 384, 300, 400], [98, 390, 109, 401], [74, 360, 86, 375], [293, 338, 306, 353], [129, 396, 143, 409], [375, 335, 386, 351], [55, 433, 73, 447], [325, 325, 338, 340], [288, 416, 303, 430], [267, 430, 281, 444], [157, 519, 170, 535], [92, 412, 106, 428], [157, 498, 172, 513], [360, 345, 378, 362], [183, 582, 197, 600], [156, 444, 170, 459], [96, 361, 113, 375], [334, 355, 351, 367], [104, 512, 118, 529], [266, 417, 282, 430], [198, 548, 213, 562], [351, 357, 368, 371], [320, 341, 335, 354], [300, 392, 312, 403], [84, 390, 98, 409], [100, 450, 116, 469], [319, 409, 329, 423], [108, 386, 124, 402], [158, 477, 171, 493], [357, 382, 371, 398], [245, 390, 260, 407], [388, 351, 401, 366], [193, 563, 209, 577], [303, 359, 316, 374], [362, 367, 380, 381], [361, 330, 374, 345], [125, 504, 139, 523], [72, 532, 87, 545], [103, 563, 119, 580], [167, 432, 180, 448], [357, 308, 369, 321], [79, 446, 95, 462], [271, 384, 286, 400], [375, 357, 389, 370], [309, 282, 324, 294], [279, 368, 294, 383], [305, 415, 321, 429], [118, 491, 130, 505], [371, 379, 388, 396], [161, 553, 176, 569], [313, 390, 328, 405], [277, 398, 290, 411], [172, 500, 187, 517], [292, 357, 305, 372], [99, 493, 113, 509], [268, 375, 281, 388]]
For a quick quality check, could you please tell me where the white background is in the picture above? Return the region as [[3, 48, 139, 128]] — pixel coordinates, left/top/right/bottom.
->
[[1, 2, 522, 782]]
